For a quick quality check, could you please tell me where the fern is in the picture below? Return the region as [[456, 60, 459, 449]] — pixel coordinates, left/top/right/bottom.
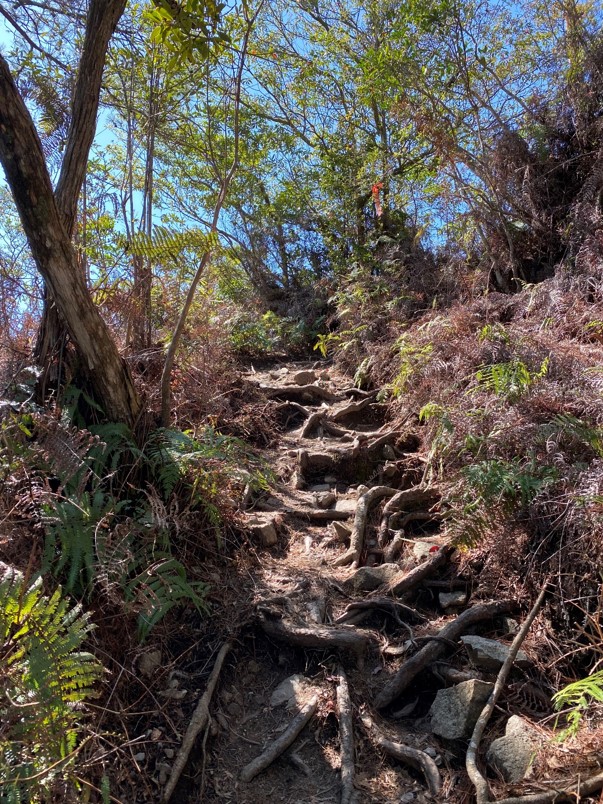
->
[[539, 414, 603, 458], [475, 357, 549, 402], [121, 226, 218, 263], [0, 564, 103, 802], [463, 458, 557, 508], [124, 556, 208, 641], [552, 670, 603, 740]]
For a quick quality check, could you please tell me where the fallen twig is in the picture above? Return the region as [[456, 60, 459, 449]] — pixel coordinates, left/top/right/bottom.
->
[[163, 640, 233, 802], [337, 666, 356, 804], [360, 710, 441, 795], [467, 584, 548, 804], [240, 695, 319, 783], [375, 601, 513, 709]]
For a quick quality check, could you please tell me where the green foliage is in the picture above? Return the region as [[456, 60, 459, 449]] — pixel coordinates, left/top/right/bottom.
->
[[122, 226, 219, 265], [463, 457, 557, 508], [477, 323, 510, 344], [539, 414, 603, 459], [419, 403, 454, 481], [552, 671, 603, 740], [391, 335, 433, 397], [146, 0, 230, 63], [0, 566, 103, 802], [475, 357, 549, 402]]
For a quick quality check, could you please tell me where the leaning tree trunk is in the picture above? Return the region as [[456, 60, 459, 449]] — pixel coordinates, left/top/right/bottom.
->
[[32, 0, 128, 394], [0, 47, 140, 426]]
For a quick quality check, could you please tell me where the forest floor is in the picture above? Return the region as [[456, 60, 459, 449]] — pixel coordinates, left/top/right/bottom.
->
[[137, 355, 603, 804]]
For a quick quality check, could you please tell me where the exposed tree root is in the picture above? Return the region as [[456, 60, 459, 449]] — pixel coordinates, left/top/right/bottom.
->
[[385, 544, 454, 598], [334, 598, 427, 626], [332, 486, 399, 568], [467, 584, 548, 804], [163, 640, 233, 802], [240, 695, 319, 783], [375, 601, 513, 709], [360, 710, 442, 796], [491, 772, 603, 804], [258, 612, 376, 658], [337, 666, 356, 804], [263, 384, 342, 403], [330, 394, 379, 422]]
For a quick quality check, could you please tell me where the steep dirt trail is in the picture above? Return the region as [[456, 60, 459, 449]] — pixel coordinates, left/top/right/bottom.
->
[[163, 360, 562, 804]]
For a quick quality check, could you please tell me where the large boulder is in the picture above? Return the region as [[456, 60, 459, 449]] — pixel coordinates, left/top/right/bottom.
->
[[430, 679, 494, 740]]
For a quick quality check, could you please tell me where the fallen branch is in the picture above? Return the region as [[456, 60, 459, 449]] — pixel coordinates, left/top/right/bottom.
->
[[360, 710, 441, 795], [375, 601, 513, 709], [163, 640, 233, 802], [467, 584, 548, 804], [337, 666, 356, 804], [240, 695, 319, 783], [333, 486, 398, 568]]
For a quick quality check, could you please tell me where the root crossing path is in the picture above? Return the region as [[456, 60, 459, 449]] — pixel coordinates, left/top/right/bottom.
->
[[166, 360, 567, 804]]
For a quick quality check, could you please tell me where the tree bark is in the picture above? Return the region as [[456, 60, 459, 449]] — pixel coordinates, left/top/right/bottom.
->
[[0, 49, 141, 426], [33, 0, 128, 388]]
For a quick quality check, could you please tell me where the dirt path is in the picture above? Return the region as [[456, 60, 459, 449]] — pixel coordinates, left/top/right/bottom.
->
[[159, 360, 589, 804]]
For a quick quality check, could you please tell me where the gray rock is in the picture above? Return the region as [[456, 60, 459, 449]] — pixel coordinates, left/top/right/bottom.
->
[[487, 715, 539, 782], [439, 591, 468, 610], [270, 674, 318, 710], [330, 521, 352, 541], [293, 370, 317, 385], [383, 444, 396, 460], [139, 650, 162, 677], [430, 679, 494, 740], [335, 498, 357, 514], [502, 617, 520, 635], [314, 491, 336, 509], [247, 514, 280, 547], [412, 540, 438, 561], [461, 635, 530, 671], [345, 563, 400, 592], [308, 483, 331, 492], [324, 474, 338, 483]]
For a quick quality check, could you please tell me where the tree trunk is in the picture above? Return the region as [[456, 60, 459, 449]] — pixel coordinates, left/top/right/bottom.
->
[[33, 0, 129, 391], [0, 49, 141, 426]]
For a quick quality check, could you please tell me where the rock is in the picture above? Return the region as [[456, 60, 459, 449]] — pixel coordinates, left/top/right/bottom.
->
[[134, 752, 146, 763], [308, 483, 331, 492], [430, 679, 494, 740], [324, 474, 338, 483], [439, 591, 468, 610], [356, 485, 369, 497], [164, 748, 175, 759], [461, 635, 530, 671], [382, 444, 396, 460], [247, 514, 280, 547], [139, 649, 162, 677], [320, 371, 331, 381], [247, 660, 261, 674], [502, 617, 520, 635], [270, 674, 319, 711], [412, 540, 438, 561], [487, 716, 540, 782], [330, 521, 352, 541], [382, 462, 398, 479], [293, 370, 317, 385], [314, 491, 336, 509], [335, 497, 357, 514], [345, 563, 401, 592]]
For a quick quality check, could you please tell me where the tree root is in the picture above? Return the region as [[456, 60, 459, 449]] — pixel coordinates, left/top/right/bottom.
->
[[332, 486, 399, 568], [360, 710, 442, 796], [337, 666, 356, 804], [385, 544, 454, 598], [163, 640, 233, 802], [334, 598, 427, 626], [263, 384, 342, 403], [331, 394, 379, 422], [467, 584, 548, 804], [259, 613, 376, 658], [374, 601, 513, 709], [491, 772, 603, 804], [240, 695, 319, 783]]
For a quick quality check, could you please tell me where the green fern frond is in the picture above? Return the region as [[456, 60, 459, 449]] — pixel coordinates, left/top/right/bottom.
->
[[475, 357, 549, 402], [553, 670, 603, 739], [0, 564, 103, 801], [122, 226, 219, 263]]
